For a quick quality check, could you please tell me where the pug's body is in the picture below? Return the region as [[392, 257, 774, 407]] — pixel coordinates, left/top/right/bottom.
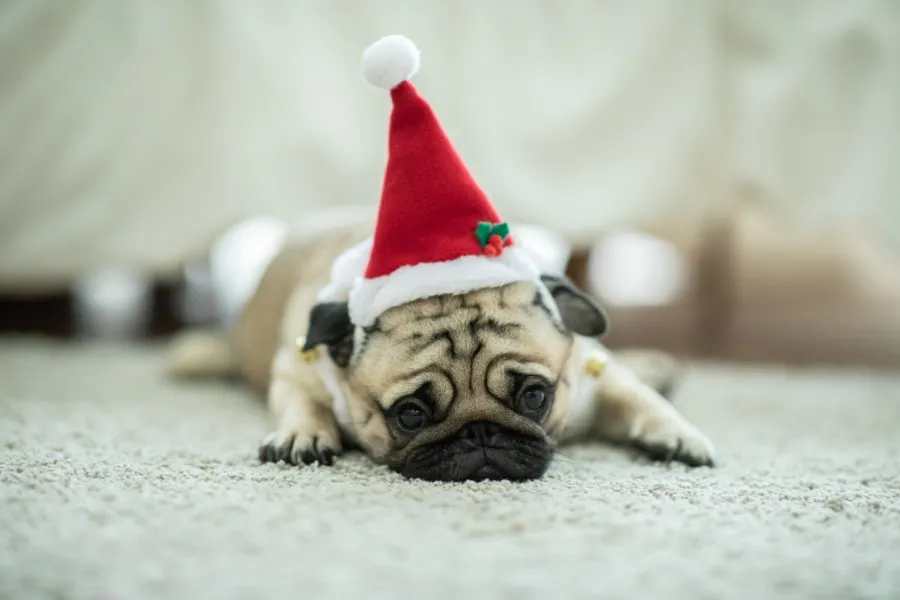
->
[[168, 216, 716, 482]]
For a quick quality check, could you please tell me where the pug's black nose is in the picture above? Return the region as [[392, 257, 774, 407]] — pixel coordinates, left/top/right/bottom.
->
[[459, 421, 502, 445]]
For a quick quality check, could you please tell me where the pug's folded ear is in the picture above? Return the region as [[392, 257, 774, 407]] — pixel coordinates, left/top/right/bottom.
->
[[302, 302, 354, 365], [540, 274, 608, 338]]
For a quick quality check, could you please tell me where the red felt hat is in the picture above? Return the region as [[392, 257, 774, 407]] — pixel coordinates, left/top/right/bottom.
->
[[321, 35, 541, 327]]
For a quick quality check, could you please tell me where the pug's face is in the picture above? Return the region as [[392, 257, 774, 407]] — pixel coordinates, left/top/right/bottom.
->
[[304, 276, 607, 482]]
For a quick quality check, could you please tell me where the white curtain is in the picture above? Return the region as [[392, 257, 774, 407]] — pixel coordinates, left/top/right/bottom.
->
[[0, 0, 897, 292], [723, 0, 900, 243]]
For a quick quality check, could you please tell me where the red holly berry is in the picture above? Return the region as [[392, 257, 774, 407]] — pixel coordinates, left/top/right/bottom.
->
[[484, 244, 501, 257], [488, 234, 503, 248], [504, 236, 514, 247]]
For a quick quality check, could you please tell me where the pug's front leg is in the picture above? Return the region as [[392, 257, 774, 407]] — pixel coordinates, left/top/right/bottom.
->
[[258, 344, 342, 466], [585, 356, 716, 467]]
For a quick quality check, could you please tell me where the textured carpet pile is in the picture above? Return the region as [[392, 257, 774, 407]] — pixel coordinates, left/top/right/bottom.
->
[[1, 338, 899, 599]]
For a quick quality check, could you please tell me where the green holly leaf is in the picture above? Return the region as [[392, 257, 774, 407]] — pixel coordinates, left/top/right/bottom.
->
[[492, 222, 510, 240], [475, 222, 493, 247]]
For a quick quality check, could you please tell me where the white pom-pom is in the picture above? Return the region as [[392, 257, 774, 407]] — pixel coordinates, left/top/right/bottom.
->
[[361, 35, 420, 90]]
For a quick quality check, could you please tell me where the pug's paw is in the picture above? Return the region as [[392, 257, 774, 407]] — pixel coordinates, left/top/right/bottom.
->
[[258, 419, 342, 467], [628, 412, 715, 468]]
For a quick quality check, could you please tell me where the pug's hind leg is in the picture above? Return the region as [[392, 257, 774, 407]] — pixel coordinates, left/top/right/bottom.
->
[[590, 358, 715, 467], [612, 349, 684, 401], [258, 344, 342, 467]]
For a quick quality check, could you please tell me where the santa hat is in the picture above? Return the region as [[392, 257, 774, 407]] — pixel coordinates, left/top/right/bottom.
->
[[320, 35, 543, 327]]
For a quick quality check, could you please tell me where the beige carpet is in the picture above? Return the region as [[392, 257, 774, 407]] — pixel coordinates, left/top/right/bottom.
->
[[1, 338, 899, 600]]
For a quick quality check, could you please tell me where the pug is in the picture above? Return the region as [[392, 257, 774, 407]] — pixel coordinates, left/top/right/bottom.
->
[[167, 217, 716, 482], [168, 33, 716, 481]]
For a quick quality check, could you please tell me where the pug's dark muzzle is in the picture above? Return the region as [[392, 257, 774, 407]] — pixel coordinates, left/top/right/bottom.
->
[[394, 421, 554, 482]]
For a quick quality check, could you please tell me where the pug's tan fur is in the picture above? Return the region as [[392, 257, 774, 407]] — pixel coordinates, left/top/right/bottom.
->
[[167, 219, 715, 479]]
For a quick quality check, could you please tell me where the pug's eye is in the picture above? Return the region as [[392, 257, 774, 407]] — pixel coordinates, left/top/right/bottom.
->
[[395, 401, 428, 432], [518, 386, 547, 413]]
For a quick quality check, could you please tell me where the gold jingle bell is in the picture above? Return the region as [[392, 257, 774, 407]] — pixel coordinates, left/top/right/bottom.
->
[[584, 353, 606, 378]]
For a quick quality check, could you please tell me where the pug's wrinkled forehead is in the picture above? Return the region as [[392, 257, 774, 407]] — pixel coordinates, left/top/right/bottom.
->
[[351, 279, 596, 397]]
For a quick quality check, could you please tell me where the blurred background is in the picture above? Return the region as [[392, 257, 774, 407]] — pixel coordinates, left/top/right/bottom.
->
[[1, 0, 899, 369]]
